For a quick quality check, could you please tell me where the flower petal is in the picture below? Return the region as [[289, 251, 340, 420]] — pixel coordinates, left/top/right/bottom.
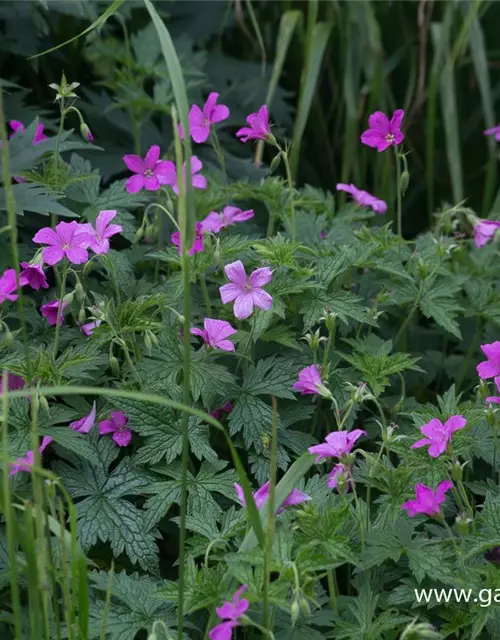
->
[[249, 267, 272, 288], [123, 154, 145, 173], [144, 145, 160, 170], [126, 174, 145, 193], [224, 260, 247, 286], [368, 111, 390, 134], [250, 288, 272, 311], [219, 283, 242, 304], [233, 293, 254, 320]]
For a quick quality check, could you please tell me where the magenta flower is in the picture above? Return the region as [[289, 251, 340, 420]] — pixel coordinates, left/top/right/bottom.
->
[[219, 260, 273, 320], [236, 105, 271, 143], [234, 481, 310, 514], [33, 221, 90, 266], [69, 402, 96, 434], [0, 373, 25, 395], [123, 145, 173, 194], [9, 436, 53, 476], [190, 318, 237, 352], [473, 219, 500, 248], [210, 401, 233, 420], [411, 415, 467, 458], [293, 365, 331, 398], [172, 157, 207, 195], [81, 320, 101, 336], [202, 207, 255, 234], [10, 120, 48, 145], [0, 269, 18, 303], [361, 110, 405, 152], [171, 221, 204, 256], [309, 429, 367, 462], [182, 92, 230, 144], [336, 183, 387, 214], [81, 210, 122, 255], [99, 410, 132, 447], [209, 585, 249, 640], [477, 342, 500, 380], [40, 299, 69, 326], [19, 262, 48, 290], [327, 463, 351, 492], [401, 480, 453, 518], [484, 125, 500, 142]]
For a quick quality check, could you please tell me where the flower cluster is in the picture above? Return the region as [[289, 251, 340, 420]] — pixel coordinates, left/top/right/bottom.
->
[[70, 405, 132, 448]]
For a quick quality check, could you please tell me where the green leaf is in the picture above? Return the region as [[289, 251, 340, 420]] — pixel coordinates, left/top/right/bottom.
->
[[420, 280, 463, 339], [0, 182, 77, 217], [300, 288, 375, 330], [243, 355, 297, 400]]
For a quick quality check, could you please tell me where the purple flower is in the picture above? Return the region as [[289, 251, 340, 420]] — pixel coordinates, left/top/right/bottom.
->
[[401, 480, 453, 518], [190, 318, 237, 352], [219, 260, 273, 320], [99, 410, 132, 447], [19, 262, 48, 290], [182, 92, 230, 144], [81, 320, 101, 336], [81, 210, 122, 255], [477, 342, 500, 380], [309, 429, 367, 462], [234, 481, 310, 513], [202, 207, 255, 234], [293, 365, 331, 398], [0, 269, 18, 303], [361, 110, 405, 152], [210, 401, 233, 420], [10, 120, 48, 145], [69, 402, 96, 434], [327, 463, 351, 492], [209, 585, 249, 640], [411, 415, 467, 458], [123, 145, 173, 194], [9, 436, 53, 476], [473, 219, 500, 248], [174, 157, 207, 195], [0, 373, 25, 395], [40, 299, 69, 326], [171, 222, 205, 256], [484, 125, 500, 142], [336, 183, 387, 214], [236, 105, 271, 143], [33, 221, 90, 266]]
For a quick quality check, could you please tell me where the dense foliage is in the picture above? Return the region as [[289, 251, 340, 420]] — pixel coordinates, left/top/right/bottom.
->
[[1, 2, 500, 640]]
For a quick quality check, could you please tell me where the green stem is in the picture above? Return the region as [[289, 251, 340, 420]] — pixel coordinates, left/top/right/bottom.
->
[[52, 265, 68, 358], [280, 149, 296, 243], [326, 568, 338, 614], [199, 276, 212, 315], [351, 482, 365, 552], [456, 319, 482, 392], [322, 319, 335, 370], [210, 131, 226, 183], [103, 254, 121, 306], [263, 398, 278, 631], [394, 146, 402, 238]]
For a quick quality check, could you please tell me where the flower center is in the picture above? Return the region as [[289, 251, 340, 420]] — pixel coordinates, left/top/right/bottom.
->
[[144, 169, 153, 177], [385, 133, 395, 144]]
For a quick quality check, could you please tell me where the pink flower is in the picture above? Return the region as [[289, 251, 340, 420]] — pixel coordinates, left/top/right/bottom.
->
[[171, 221, 204, 256], [173, 157, 207, 195], [236, 105, 271, 142], [19, 262, 48, 290], [360, 110, 405, 152], [293, 365, 331, 398], [69, 402, 96, 434], [477, 342, 500, 380], [123, 145, 173, 194], [219, 260, 273, 320], [99, 410, 132, 447], [181, 92, 230, 144], [473, 219, 500, 248], [209, 585, 249, 640], [0, 269, 18, 303], [9, 436, 53, 476], [401, 480, 453, 518], [210, 401, 233, 420], [327, 463, 351, 492], [10, 120, 48, 145], [234, 481, 310, 513], [33, 221, 90, 266], [484, 125, 500, 142], [309, 429, 367, 462], [411, 415, 467, 458], [336, 183, 387, 214], [190, 318, 237, 352], [0, 373, 25, 395], [40, 299, 69, 326], [201, 206, 255, 234], [81, 210, 122, 255], [81, 320, 101, 336]]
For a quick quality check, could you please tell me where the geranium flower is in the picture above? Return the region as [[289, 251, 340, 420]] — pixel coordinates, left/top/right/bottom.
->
[[361, 110, 405, 152], [473, 219, 500, 248], [81, 320, 101, 336], [0, 373, 25, 395], [327, 463, 351, 492], [81, 210, 122, 255], [293, 365, 331, 398], [40, 299, 69, 326], [99, 410, 132, 447], [69, 402, 96, 434], [0, 269, 18, 303], [171, 222, 204, 256], [411, 415, 467, 458], [173, 157, 208, 195], [336, 183, 387, 214], [309, 429, 367, 462], [181, 92, 230, 143], [484, 125, 500, 142], [209, 585, 249, 640], [210, 401, 233, 420], [123, 145, 173, 193], [202, 207, 255, 234], [219, 260, 273, 320], [19, 262, 48, 290], [190, 318, 237, 352], [33, 221, 90, 266], [477, 342, 500, 380], [10, 120, 48, 144], [236, 105, 271, 142], [9, 436, 53, 476], [234, 481, 310, 513], [401, 480, 453, 518]]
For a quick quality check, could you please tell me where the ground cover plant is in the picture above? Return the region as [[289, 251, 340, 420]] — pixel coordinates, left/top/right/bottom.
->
[[2, 1, 500, 639]]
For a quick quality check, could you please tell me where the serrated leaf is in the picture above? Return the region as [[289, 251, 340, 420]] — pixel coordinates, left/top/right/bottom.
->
[[243, 355, 297, 399]]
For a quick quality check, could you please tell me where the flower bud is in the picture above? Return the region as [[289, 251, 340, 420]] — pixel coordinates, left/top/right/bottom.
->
[[400, 620, 441, 639], [400, 170, 410, 195], [144, 331, 152, 356], [147, 633, 157, 640], [74, 282, 85, 302], [109, 355, 120, 377], [269, 153, 282, 173], [134, 227, 144, 243], [450, 460, 463, 482], [177, 315, 185, 325], [63, 291, 74, 306], [290, 600, 300, 625], [4, 331, 14, 349], [78, 308, 86, 325], [299, 597, 311, 617], [80, 122, 94, 143], [455, 513, 472, 536], [83, 260, 94, 277], [39, 396, 50, 413]]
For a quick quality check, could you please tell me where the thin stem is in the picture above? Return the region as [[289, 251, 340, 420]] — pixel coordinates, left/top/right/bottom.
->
[[52, 265, 68, 358], [394, 146, 402, 238], [326, 568, 338, 615], [456, 318, 482, 392], [322, 319, 335, 370], [280, 149, 296, 243], [103, 254, 121, 306], [199, 276, 212, 315], [210, 131, 226, 182], [263, 398, 278, 631], [351, 483, 365, 552]]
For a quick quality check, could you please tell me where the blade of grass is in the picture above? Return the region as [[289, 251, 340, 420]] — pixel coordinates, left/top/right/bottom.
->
[[262, 398, 278, 631], [22, 503, 42, 640], [244, 0, 267, 76]]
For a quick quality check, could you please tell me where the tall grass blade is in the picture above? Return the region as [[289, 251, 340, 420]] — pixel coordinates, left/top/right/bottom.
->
[[244, 0, 267, 76]]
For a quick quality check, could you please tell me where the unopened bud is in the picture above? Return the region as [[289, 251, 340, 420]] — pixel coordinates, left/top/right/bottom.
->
[[400, 171, 410, 195], [147, 633, 157, 640], [39, 396, 50, 413], [83, 260, 94, 277], [74, 282, 85, 302], [299, 597, 311, 617], [400, 620, 441, 639], [450, 460, 463, 482], [134, 227, 144, 243], [144, 331, 152, 356], [63, 291, 74, 306], [177, 315, 185, 325], [109, 356, 120, 377], [269, 153, 282, 173], [80, 122, 94, 143], [78, 308, 86, 324], [455, 513, 472, 536], [4, 331, 14, 349], [290, 600, 300, 625]]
